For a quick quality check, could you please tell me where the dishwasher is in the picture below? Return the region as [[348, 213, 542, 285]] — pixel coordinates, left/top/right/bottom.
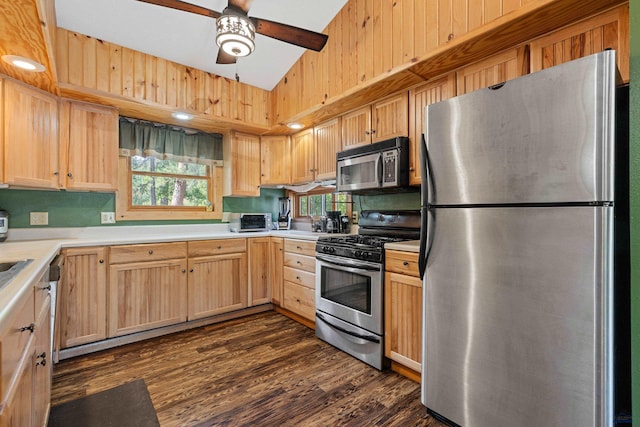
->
[[48, 254, 64, 363]]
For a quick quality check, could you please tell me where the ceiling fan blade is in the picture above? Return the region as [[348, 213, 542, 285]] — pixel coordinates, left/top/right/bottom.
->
[[228, 0, 253, 14], [251, 17, 328, 52], [216, 49, 237, 65], [136, 0, 221, 19]]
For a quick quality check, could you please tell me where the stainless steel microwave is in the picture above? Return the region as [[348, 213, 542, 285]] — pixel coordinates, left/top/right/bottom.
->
[[336, 137, 410, 193]]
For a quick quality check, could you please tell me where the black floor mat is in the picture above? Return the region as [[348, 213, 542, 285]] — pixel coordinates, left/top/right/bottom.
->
[[48, 379, 160, 427]]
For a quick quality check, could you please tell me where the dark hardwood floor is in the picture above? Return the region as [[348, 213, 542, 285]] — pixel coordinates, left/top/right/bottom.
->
[[51, 312, 448, 427]]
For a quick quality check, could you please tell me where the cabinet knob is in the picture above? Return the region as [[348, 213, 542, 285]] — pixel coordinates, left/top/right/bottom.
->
[[365, 130, 370, 135], [370, 129, 376, 134], [217, 245, 222, 250], [53, 172, 59, 176], [403, 261, 409, 266], [99, 259, 104, 264], [41, 284, 52, 291], [20, 323, 35, 333], [36, 352, 47, 366], [296, 276, 301, 281], [297, 261, 302, 265], [67, 172, 73, 178], [190, 269, 194, 273], [409, 167, 415, 172], [182, 269, 187, 273], [148, 250, 154, 255]]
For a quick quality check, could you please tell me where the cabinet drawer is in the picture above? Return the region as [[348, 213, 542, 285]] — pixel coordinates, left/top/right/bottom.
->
[[283, 282, 315, 321], [110, 242, 187, 264], [1, 289, 35, 402], [188, 239, 247, 257], [385, 250, 420, 277], [284, 239, 316, 257], [283, 266, 315, 289], [284, 253, 315, 273]]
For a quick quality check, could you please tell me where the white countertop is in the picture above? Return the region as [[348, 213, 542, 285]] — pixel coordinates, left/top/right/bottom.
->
[[0, 224, 328, 332], [385, 240, 420, 253]]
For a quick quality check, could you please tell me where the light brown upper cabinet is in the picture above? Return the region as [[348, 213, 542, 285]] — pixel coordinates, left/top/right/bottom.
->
[[59, 100, 119, 191], [408, 74, 457, 185], [290, 128, 315, 184], [314, 117, 342, 181], [224, 131, 261, 197], [3, 79, 59, 189], [529, 5, 629, 83], [342, 92, 409, 149], [456, 47, 529, 96], [260, 135, 291, 185]]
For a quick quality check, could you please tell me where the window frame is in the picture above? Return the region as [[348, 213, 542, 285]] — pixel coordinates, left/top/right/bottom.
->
[[116, 156, 223, 221], [291, 188, 352, 219]]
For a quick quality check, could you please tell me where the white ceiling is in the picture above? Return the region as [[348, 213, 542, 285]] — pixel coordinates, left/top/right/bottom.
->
[[55, 0, 347, 90]]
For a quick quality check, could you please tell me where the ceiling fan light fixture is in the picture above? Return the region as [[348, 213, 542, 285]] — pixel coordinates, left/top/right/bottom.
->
[[216, 14, 255, 57]]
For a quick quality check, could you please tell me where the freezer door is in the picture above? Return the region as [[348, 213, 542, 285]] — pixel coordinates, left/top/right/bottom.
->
[[422, 206, 613, 427], [424, 51, 616, 205]]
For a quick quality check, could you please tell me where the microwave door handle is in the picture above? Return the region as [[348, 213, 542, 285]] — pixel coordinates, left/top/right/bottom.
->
[[375, 153, 383, 187]]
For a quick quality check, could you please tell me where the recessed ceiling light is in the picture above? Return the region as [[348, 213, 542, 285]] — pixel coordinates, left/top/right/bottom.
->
[[287, 123, 304, 130], [172, 112, 193, 121], [1, 55, 46, 72]]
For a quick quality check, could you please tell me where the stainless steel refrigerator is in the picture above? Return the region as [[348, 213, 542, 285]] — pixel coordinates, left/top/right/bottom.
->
[[418, 51, 627, 427]]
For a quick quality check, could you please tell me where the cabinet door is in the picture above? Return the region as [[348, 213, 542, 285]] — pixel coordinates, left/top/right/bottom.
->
[[0, 352, 33, 427], [456, 47, 528, 95], [529, 5, 629, 82], [3, 80, 58, 189], [314, 117, 341, 180], [269, 237, 284, 306], [408, 74, 457, 185], [59, 247, 108, 348], [187, 252, 248, 320], [372, 92, 409, 143], [109, 259, 188, 337], [60, 101, 118, 191], [249, 237, 271, 306], [384, 271, 422, 373], [260, 135, 290, 185], [341, 106, 372, 149], [33, 299, 51, 427], [290, 128, 315, 184], [227, 132, 261, 196]]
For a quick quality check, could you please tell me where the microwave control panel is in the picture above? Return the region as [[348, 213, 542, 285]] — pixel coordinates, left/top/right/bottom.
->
[[382, 150, 398, 184]]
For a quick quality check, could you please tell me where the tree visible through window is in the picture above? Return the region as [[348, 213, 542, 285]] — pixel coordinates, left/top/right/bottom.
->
[[130, 155, 211, 207], [296, 191, 350, 217]]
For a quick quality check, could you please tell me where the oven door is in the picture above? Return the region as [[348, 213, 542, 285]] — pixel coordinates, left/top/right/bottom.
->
[[315, 254, 383, 335]]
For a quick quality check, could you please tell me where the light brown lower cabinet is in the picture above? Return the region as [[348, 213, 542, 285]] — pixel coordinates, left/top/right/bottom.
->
[[281, 239, 316, 321], [59, 247, 108, 349], [248, 237, 271, 306], [0, 269, 51, 427], [108, 242, 188, 337], [269, 237, 284, 306], [187, 239, 248, 320], [384, 250, 422, 376]]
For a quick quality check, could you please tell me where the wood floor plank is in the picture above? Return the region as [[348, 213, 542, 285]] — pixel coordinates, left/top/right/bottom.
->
[[51, 312, 447, 427]]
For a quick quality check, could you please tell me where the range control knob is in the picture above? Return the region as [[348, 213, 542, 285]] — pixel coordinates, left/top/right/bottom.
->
[[354, 251, 362, 258], [329, 247, 335, 254]]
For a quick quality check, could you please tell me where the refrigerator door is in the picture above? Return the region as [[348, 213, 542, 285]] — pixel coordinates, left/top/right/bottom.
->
[[424, 50, 616, 205], [422, 206, 613, 427]]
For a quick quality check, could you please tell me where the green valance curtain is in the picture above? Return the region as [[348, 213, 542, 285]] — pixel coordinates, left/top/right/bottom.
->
[[119, 117, 223, 166]]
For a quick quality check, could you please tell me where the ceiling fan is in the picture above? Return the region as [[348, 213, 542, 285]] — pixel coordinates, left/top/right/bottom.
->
[[136, 0, 329, 64]]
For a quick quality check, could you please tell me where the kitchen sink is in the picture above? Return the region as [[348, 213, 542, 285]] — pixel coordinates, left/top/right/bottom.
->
[[0, 259, 33, 290]]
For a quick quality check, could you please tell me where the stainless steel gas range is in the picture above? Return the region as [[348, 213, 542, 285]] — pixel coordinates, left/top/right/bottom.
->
[[315, 210, 420, 370]]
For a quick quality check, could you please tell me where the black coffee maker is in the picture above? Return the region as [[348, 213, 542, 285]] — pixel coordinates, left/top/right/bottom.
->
[[326, 210, 341, 233]]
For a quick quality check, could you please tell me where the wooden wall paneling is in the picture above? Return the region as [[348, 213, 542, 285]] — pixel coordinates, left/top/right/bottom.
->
[[0, 78, 3, 182], [529, 5, 629, 82], [121, 46, 134, 98], [109, 44, 122, 98], [485, 0, 504, 22], [134, 50, 146, 101], [468, 0, 484, 31], [398, 0, 415, 67], [381, 0, 394, 75], [95, 39, 110, 94], [82, 33, 97, 90]]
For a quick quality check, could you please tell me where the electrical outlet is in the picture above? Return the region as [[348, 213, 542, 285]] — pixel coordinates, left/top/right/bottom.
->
[[351, 211, 359, 224], [30, 212, 48, 226], [101, 212, 116, 224]]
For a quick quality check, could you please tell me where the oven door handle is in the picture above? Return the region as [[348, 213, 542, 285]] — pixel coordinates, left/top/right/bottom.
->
[[316, 312, 380, 344], [316, 254, 381, 272]]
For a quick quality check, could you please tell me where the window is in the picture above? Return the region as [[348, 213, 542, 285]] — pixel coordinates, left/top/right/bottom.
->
[[296, 190, 351, 217], [116, 117, 223, 221], [130, 156, 211, 207]]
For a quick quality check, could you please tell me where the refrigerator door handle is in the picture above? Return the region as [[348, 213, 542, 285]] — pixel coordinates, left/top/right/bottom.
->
[[419, 133, 432, 279]]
